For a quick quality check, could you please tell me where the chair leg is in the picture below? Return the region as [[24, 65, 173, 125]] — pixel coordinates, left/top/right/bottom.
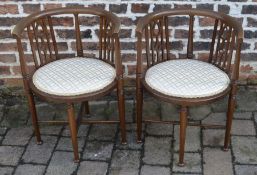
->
[[178, 106, 188, 167], [117, 80, 127, 144], [27, 91, 42, 145], [67, 103, 79, 162], [224, 88, 236, 151], [136, 81, 143, 143]]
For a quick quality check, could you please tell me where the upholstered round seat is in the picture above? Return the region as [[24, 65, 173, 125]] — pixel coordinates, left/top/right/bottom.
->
[[145, 59, 230, 98], [32, 57, 116, 96]]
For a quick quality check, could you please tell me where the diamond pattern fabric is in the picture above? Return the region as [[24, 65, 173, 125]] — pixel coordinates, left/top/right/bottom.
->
[[32, 57, 116, 96], [145, 59, 230, 98]]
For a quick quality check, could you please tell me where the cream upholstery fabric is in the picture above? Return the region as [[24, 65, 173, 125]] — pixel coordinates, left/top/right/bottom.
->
[[145, 59, 230, 98], [33, 57, 116, 96]]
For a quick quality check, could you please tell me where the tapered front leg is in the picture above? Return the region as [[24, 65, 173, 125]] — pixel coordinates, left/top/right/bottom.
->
[[117, 79, 127, 144], [136, 78, 143, 143], [67, 103, 79, 162], [224, 85, 237, 151], [178, 106, 188, 166], [27, 91, 42, 145]]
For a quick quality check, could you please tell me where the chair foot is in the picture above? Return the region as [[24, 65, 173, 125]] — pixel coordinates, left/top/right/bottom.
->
[[121, 141, 127, 145], [223, 147, 229, 152], [36, 140, 43, 145], [137, 139, 142, 143], [74, 159, 79, 163], [177, 162, 185, 167]]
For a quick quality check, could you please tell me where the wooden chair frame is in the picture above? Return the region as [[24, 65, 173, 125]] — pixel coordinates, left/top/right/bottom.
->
[[135, 9, 243, 166], [12, 7, 126, 162]]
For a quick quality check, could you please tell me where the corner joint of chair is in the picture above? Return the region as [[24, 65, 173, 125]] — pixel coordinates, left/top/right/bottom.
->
[[180, 106, 188, 112]]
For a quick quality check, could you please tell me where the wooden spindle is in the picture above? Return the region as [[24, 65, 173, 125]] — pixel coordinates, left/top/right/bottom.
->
[[32, 22, 44, 66], [150, 22, 155, 65], [47, 16, 58, 60], [208, 19, 219, 63], [155, 21, 160, 63], [220, 26, 232, 67], [160, 17, 164, 61], [187, 15, 194, 59], [99, 16, 103, 59], [145, 25, 150, 66], [27, 26, 39, 68], [103, 18, 107, 60], [225, 30, 236, 72], [74, 14, 83, 57], [41, 18, 53, 63], [164, 16, 170, 60], [111, 36, 115, 63], [214, 22, 225, 64], [106, 26, 112, 61]]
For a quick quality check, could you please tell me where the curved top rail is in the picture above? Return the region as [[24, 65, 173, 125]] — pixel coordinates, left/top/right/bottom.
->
[[136, 9, 243, 39], [12, 7, 121, 37]]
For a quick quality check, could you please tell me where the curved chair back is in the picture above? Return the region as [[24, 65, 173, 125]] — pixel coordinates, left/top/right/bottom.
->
[[12, 7, 122, 81], [136, 9, 243, 82]]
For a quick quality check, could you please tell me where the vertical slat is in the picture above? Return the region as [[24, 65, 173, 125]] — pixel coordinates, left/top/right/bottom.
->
[[74, 14, 83, 57], [109, 22, 114, 63], [47, 16, 58, 59], [160, 17, 164, 61], [208, 19, 219, 63], [35, 20, 48, 64], [220, 26, 232, 67], [27, 26, 39, 68], [107, 30, 111, 61], [214, 22, 225, 64], [32, 22, 44, 65], [103, 18, 107, 60], [145, 25, 150, 66], [155, 21, 160, 63], [150, 22, 155, 65], [225, 31, 236, 73], [41, 41, 48, 64], [187, 15, 194, 59], [111, 36, 115, 63], [99, 16, 103, 59], [41, 17, 53, 63], [164, 16, 170, 60]]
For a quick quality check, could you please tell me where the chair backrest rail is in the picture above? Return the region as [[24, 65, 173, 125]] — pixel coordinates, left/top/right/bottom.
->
[[12, 7, 121, 79], [136, 9, 243, 81]]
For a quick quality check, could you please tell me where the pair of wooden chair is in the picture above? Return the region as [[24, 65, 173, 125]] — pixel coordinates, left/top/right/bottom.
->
[[12, 7, 243, 166]]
